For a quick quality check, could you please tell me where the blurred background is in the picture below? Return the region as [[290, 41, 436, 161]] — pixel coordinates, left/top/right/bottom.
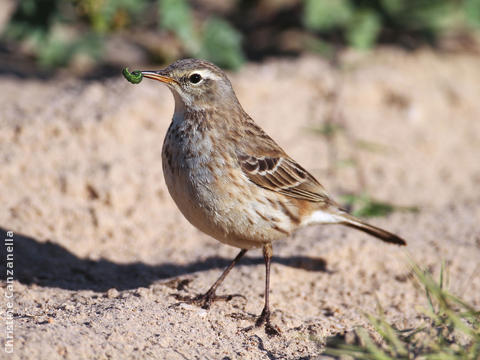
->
[[1, 0, 480, 77]]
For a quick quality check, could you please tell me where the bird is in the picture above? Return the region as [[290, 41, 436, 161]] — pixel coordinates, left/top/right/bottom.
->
[[133, 58, 406, 335]]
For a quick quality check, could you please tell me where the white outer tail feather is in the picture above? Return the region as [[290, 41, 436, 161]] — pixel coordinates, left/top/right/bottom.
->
[[305, 209, 406, 246]]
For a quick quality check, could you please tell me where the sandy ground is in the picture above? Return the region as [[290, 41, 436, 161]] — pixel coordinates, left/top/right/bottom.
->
[[1, 49, 480, 359]]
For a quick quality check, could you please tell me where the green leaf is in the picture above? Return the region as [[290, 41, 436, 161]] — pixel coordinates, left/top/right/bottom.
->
[[341, 193, 418, 218], [37, 36, 73, 68], [73, 32, 104, 61], [465, 0, 480, 27], [355, 201, 394, 218], [355, 327, 393, 360], [402, 1, 457, 32], [347, 9, 381, 50], [303, 0, 353, 31], [199, 17, 244, 70], [307, 123, 344, 137], [341, 194, 395, 218], [158, 0, 199, 53], [355, 139, 390, 153], [380, 0, 404, 16]]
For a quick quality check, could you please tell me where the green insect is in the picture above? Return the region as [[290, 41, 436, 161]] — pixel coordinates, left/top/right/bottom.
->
[[122, 68, 143, 84]]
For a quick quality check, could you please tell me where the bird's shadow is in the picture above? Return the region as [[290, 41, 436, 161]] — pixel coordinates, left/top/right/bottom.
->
[[0, 227, 329, 292]]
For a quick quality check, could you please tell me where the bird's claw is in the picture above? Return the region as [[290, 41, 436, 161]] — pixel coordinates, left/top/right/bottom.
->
[[255, 307, 281, 336], [240, 308, 281, 336]]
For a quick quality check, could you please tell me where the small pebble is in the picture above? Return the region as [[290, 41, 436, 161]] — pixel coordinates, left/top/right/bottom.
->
[[107, 288, 119, 299]]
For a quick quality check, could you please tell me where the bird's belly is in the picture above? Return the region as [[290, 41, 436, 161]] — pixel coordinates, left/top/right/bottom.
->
[[162, 154, 218, 235], [162, 142, 294, 248]]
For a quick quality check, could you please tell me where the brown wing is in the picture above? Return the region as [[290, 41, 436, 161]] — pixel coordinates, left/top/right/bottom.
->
[[237, 152, 330, 203], [232, 115, 331, 203]]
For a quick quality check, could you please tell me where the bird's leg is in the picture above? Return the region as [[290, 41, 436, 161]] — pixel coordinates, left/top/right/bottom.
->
[[255, 242, 280, 336], [175, 249, 247, 309]]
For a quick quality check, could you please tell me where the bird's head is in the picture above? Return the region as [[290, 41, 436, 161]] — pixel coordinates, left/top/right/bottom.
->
[[141, 58, 239, 112]]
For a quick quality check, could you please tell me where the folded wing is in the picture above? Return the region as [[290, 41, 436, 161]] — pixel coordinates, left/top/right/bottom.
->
[[237, 153, 330, 204]]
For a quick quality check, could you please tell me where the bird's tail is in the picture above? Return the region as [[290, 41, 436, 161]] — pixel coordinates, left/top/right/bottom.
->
[[337, 212, 406, 246]]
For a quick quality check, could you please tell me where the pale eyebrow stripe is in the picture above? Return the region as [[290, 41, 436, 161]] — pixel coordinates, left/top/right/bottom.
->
[[191, 69, 222, 81]]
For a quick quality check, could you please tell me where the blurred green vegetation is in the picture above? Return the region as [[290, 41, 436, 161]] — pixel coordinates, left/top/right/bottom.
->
[[324, 262, 480, 359], [1, 0, 480, 72], [341, 193, 419, 218], [303, 0, 480, 50]]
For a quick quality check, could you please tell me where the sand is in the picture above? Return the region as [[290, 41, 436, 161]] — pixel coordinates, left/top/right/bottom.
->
[[1, 49, 479, 359]]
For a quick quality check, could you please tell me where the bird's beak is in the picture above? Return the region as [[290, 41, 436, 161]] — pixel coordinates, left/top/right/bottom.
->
[[141, 70, 177, 85]]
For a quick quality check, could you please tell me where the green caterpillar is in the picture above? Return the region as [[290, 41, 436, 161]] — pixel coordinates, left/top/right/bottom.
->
[[122, 68, 143, 84]]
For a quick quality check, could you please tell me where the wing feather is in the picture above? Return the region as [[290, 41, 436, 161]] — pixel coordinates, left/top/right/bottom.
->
[[234, 116, 331, 204], [237, 153, 330, 203]]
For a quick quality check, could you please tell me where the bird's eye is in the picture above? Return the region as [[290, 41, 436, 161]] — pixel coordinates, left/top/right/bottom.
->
[[189, 73, 202, 84]]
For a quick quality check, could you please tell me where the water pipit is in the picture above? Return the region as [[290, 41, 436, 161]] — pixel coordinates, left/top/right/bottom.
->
[[125, 59, 406, 335]]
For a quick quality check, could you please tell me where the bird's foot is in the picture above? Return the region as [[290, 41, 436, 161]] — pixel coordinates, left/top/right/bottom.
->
[[173, 290, 245, 310], [254, 307, 281, 336]]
